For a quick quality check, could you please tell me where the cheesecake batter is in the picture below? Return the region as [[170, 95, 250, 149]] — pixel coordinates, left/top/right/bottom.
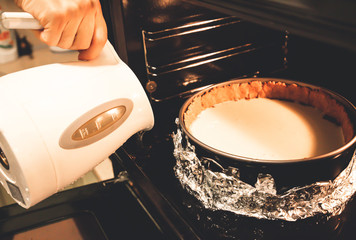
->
[[189, 98, 345, 160]]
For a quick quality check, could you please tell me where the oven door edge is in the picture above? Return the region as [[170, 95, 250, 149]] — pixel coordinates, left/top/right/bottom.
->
[[110, 148, 200, 239]]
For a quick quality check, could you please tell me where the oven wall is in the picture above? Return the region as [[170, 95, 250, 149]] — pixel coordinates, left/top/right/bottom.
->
[[285, 35, 355, 104]]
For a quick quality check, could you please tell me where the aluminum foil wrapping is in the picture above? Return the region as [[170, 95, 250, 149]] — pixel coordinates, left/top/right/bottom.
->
[[173, 122, 356, 221]]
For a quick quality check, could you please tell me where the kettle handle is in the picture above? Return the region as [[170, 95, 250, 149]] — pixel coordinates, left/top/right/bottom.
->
[[1, 12, 43, 30]]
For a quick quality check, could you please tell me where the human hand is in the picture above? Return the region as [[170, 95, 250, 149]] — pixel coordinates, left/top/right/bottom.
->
[[15, 0, 107, 60]]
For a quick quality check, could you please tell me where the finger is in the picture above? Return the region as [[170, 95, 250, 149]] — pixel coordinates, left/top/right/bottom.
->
[[39, 29, 60, 46], [57, 18, 82, 49], [78, 11, 107, 60], [38, 16, 69, 46], [70, 13, 95, 50]]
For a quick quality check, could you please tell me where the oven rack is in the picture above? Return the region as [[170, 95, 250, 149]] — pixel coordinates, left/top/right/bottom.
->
[[142, 16, 286, 101]]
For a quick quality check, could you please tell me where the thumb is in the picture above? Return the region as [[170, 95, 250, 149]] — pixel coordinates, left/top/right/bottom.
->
[[32, 29, 50, 45], [39, 30, 49, 43]]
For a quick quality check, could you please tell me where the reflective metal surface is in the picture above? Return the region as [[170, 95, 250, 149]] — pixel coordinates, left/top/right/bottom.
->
[[173, 124, 356, 221]]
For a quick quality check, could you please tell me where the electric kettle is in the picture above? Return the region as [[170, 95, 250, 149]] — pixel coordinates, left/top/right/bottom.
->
[[0, 12, 154, 208]]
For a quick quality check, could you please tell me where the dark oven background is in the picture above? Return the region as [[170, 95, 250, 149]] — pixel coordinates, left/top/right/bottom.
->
[[101, 0, 356, 108], [99, 0, 356, 239]]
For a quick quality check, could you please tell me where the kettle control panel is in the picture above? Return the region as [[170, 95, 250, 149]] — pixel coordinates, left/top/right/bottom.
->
[[59, 99, 133, 149]]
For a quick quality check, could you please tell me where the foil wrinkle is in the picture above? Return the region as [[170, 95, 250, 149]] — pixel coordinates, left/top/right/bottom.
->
[[173, 123, 356, 221]]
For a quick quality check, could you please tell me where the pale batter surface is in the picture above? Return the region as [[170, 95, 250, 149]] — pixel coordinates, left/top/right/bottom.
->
[[190, 98, 345, 160]]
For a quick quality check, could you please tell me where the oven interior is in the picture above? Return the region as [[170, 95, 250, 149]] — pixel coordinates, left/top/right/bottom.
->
[[103, 0, 355, 139], [1, 0, 356, 239], [104, 0, 356, 239], [105, 0, 355, 103]]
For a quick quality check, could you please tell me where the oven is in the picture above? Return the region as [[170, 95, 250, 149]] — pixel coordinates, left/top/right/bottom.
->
[[1, 0, 356, 239]]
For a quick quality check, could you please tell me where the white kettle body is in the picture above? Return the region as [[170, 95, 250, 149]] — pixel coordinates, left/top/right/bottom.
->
[[0, 41, 154, 208]]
